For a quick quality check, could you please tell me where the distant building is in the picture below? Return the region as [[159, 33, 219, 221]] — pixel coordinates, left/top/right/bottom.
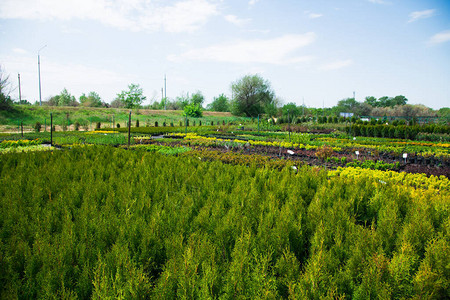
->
[[340, 112, 354, 118]]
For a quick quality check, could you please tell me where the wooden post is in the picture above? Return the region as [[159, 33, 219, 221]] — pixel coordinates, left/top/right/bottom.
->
[[21, 121, 23, 137], [128, 110, 131, 148], [50, 113, 53, 146]]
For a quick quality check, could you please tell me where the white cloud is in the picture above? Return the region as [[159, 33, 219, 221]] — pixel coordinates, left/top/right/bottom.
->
[[308, 13, 323, 19], [368, 0, 387, 4], [408, 9, 435, 23], [249, 0, 260, 6], [0, 0, 219, 33], [428, 30, 450, 45], [224, 15, 250, 26], [319, 59, 352, 71], [168, 33, 316, 65], [304, 11, 323, 19], [12, 48, 27, 54]]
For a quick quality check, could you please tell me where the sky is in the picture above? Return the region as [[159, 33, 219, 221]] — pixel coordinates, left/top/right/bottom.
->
[[0, 0, 449, 109]]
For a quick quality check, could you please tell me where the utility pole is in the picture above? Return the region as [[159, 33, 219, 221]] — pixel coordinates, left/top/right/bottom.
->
[[38, 45, 47, 106], [18, 73, 21, 102], [353, 91, 355, 100]]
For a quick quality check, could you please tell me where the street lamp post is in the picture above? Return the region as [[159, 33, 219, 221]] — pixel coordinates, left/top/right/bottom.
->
[[38, 45, 47, 106]]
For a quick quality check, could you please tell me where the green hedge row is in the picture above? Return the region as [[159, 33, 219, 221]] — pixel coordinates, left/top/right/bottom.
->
[[348, 124, 450, 140], [0, 147, 448, 298]]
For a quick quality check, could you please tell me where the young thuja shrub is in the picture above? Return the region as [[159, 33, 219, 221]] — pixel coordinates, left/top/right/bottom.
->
[[155, 121, 158, 127], [117, 123, 120, 128], [34, 122, 42, 132], [74, 121, 81, 131], [136, 119, 140, 127], [332, 157, 340, 164], [96, 122, 101, 130]]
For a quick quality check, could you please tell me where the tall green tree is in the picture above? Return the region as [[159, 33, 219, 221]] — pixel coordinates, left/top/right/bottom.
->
[[116, 84, 146, 109], [207, 94, 230, 112], [190, 91, 204, 108], [378, 96, 392, 107], [80, 91, 102, 107], [282, 103, 300, 119], [364, 96, 377, 107], [47, 88, 78, 106], [230, 74, 275, 117], [392, 95, 408, 106]]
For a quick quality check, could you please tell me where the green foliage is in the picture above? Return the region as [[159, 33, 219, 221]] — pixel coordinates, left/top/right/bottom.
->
[[116, 84, 146, 109], [207, 94, 230, 112], [346, 159, 399, 171], [183, 103, 203, 118], [231, 74, 276, 117], [0, 145, 447, 298], [282, 103, 300, 120], [79, 91, 102, 107], [48, 88, 78, 106], [190, 91, 204, 108], [34, 121, 42, 132], [365, 95, 408, 108], [349, 124, 449, 140]]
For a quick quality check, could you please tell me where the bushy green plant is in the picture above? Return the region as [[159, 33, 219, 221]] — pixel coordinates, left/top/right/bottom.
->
[[0, 146, 447, 298], [34, 121, 42, 132], [183, 103, 203, 118]]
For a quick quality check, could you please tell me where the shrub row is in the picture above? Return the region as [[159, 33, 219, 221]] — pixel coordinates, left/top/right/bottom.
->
[[0, 147, 448, 298], [348, 124, 450, 140]]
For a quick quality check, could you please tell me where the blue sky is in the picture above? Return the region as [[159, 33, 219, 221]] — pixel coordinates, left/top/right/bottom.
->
[[1, 0, 449, 109]]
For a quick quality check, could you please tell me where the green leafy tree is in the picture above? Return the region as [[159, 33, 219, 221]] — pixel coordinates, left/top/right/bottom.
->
[[80, 91, 102, 107], [116, 84, 146, 109], [378, 96, 392, 108], [365, 96, 377, 107], [183, 103, 203, 117], [230, 74, 275, 117], [175, 93, 190, 110], [49, 88, 78, 106], [207, 94, 230, 112], [392, 95, 408, 106], [282, 102, 300, 120], [190, 91, 204, 108]]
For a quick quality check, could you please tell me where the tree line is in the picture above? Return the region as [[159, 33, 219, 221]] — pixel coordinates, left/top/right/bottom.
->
[[1, 66, 448, 121]]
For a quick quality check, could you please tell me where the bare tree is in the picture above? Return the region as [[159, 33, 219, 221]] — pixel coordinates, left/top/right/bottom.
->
[[0, 66, 14, 110]]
